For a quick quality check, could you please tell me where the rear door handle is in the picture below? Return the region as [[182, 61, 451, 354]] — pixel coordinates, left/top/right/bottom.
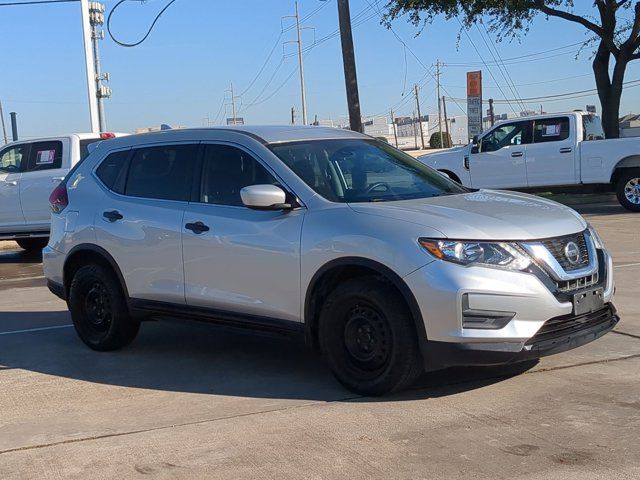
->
[[559, 147, 573, 153], [103, 210, 123, 222], [185, 221, 210, 234], [511, 152, 524, 158], [51, 176, 65, 182]]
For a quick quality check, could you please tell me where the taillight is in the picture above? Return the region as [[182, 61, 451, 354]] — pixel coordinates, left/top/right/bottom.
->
[[49, 183, 69, 214], [100, 132, 116, 139]]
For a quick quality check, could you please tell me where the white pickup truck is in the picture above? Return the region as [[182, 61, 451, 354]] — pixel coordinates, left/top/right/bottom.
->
[[418, 111, 640, 211], [0, 133, 124, 251]]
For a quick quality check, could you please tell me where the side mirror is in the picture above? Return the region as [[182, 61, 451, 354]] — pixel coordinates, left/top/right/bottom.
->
[[240, 184, 292, 210], [472, 135, 479, 145], [470, 145, 479, 154]]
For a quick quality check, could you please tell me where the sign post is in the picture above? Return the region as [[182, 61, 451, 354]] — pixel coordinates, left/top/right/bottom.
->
[[467, 71, 483, 142]]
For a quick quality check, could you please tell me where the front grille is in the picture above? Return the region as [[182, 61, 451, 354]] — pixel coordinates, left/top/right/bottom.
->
[[555, 272, 599, 293], [526, 305, 615, 346], [540, 232, 590, 271]]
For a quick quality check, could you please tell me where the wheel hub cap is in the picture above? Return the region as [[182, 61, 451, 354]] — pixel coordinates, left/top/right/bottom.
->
[[85, 282, 111, 328], [344, 305, 390, 370], [624, 178, 640, 205]]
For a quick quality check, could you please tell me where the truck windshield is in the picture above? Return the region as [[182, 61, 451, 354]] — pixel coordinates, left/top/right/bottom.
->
[[583, 115, 605, 141], [270, 139, 467, 203]]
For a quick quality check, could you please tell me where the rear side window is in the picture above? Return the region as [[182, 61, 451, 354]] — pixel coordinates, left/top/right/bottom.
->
[[124, 144, 197, 201], [26, 141, 63, 171], [533, 117, 570, 143], [96, 150, 130, 194]]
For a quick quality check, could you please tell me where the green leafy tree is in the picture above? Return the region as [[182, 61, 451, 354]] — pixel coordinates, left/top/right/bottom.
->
[[429, 131, 453, 148], [384, 1, 640, 138]]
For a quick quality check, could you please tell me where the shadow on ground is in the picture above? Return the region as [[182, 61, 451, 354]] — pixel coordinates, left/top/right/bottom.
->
[[0, 310, 537, 402]]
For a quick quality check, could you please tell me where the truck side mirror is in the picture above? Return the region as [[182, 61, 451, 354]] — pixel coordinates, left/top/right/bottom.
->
[[472, 135, 479, 145]]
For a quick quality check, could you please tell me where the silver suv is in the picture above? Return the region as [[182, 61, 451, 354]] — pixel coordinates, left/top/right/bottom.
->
[[43, 126, 618, 395]]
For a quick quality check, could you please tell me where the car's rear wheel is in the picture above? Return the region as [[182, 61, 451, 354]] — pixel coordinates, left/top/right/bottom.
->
[[318, 277, 423, 396], [616, 168, 640, 212], [68, 264, 140, 351], [16, 238, 48, 252]]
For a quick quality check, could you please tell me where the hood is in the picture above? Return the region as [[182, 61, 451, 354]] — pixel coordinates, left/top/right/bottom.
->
[[348, 190, 586, 241], [418, 145, 469, 162]]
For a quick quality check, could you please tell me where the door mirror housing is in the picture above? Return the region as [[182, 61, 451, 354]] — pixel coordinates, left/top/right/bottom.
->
[[240, 184, 292, 210], [472, 135, 479, 145]]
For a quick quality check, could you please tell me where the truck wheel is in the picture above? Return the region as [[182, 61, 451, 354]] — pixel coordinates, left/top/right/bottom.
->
[[616, 168, 640, 212], [318, 276, 423, 396], [68, 264, 140, 351], [16, 238, 48, 252]]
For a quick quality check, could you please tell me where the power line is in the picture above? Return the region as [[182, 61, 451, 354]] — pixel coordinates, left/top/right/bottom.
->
[[0, 0, 77, 5], [237, 31, 284, 98], [107, 0, 180, 48]]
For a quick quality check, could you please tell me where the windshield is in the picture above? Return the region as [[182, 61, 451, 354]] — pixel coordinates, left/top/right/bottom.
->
[[270, 139, 467, 203]]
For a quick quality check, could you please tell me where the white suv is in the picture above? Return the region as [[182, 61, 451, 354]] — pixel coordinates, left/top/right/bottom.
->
[[0, 133, 123, 251], [43, 126, 618, 395]]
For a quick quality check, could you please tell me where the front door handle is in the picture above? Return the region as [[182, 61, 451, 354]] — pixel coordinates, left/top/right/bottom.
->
[[3, 180, 17, 186], [559, 147, 573, 153], [51, 176, 65, 182], [185, 221, 210, 234], [103, 210, 123, 222], [511, 152, 524, 158]]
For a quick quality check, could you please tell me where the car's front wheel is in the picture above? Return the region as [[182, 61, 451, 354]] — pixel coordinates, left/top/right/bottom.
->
[[68, 264, 140, 351], [616, 168, 640, 212], [318, 277, 423, 396]]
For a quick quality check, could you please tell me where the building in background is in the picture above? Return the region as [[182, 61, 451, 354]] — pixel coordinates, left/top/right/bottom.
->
[[619, 114, 640, 137]]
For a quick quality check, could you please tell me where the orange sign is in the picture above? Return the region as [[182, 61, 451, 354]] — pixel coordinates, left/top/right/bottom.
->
[[467, 71, 482, 97]]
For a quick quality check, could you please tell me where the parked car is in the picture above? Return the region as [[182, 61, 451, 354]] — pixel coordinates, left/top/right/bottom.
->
[[418, 112, 640, 211], [43, 126, 618, 395], [0, 132, 125, 251]]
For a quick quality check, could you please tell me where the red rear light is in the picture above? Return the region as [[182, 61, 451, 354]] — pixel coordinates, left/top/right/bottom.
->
[[100, 132, 116, 139], [49, 183, 69, 214]]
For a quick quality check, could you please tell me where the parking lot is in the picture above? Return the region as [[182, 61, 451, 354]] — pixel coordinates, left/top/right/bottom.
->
[[0, 195, 638, 480]]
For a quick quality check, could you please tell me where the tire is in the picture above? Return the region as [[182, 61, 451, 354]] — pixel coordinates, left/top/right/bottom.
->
[[68, 264, 140, 351], [318, 276, 423, 396], [616, 168, 640, 212], [16, 238, 48, 252]]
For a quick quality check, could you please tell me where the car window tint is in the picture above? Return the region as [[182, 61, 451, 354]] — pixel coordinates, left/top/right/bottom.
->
[[0, 145, 27, 173], [80, 139, 102, 161], [125, 144, 197, 201], [96, 150, 130, 194], [26, 141, 63, 171], [533, 117, 570, 143], [200, 144, 278, 206], [481, 122, 530, 152]]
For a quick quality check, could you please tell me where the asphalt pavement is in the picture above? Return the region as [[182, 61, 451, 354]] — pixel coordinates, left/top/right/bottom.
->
[[0, 195, 638, 479]]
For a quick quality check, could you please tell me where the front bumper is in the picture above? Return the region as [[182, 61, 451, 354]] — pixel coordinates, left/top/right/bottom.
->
[[403, 247, 616, 369], [420, 304, 619, 369]]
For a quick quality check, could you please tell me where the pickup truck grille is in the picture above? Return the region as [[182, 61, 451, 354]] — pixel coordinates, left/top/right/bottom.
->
[[540, 232, 590, 271]]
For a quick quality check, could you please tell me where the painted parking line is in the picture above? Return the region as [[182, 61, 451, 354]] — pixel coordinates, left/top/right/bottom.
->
[[0, 325, 73, 336], [614, 262, 640, 269]]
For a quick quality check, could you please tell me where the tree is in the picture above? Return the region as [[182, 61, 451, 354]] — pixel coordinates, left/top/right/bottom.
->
[[384, 1, 640, 138], [429, 131, 452, 148]]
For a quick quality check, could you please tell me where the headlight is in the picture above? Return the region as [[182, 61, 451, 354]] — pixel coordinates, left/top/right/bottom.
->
[[587, 223, 605, 249], [419, 238, 531, 271]]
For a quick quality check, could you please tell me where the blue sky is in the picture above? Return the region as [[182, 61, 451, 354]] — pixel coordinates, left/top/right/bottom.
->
[[1, 0, 640, 137]]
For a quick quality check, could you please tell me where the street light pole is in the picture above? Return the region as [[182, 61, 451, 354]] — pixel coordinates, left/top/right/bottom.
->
[[80, 0, 99, 133], [337, 0, 362, 133]]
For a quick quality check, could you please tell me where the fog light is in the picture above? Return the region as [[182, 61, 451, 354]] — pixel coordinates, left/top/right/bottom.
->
[[462, 294, 515, 330]]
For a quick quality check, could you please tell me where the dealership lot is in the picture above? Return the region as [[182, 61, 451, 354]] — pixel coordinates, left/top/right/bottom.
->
[[0, 196, 638, 479]]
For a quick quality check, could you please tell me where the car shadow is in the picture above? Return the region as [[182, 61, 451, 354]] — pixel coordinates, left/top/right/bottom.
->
[[0, 248, 42, 265], [0, 310, 537, 402]]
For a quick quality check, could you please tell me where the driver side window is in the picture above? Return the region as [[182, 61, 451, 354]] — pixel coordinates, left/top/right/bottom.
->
[[480, 121, 531, 153], [0, 145, 26, 173]]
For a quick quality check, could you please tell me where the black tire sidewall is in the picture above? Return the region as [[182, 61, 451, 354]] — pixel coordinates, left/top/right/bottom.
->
[[318, 277, 422, 396], [68, 264, 139, 351], [616, 168, 640, 212]]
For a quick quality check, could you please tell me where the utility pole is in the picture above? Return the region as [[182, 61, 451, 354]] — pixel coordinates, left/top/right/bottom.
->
[[412, 110, 418, 150], [436, 60, 443, 148], [291, 107, 296, 125], [225, 83, 240, 125], [488, 98, 495, 126], [0, 101, 8, 144], [414, 84, 425, 150], [390, 109, 398, 148], [80, 0, 99, 132], [337, 0, 363, 133], [283, 2, 310, 125], [442, 95, 450, 147], [10, 112, 18, 142], [88, 2, 111, 132]]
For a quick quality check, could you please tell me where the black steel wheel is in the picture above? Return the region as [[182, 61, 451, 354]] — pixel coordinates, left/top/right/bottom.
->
[[318, 276, 423, 396]]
